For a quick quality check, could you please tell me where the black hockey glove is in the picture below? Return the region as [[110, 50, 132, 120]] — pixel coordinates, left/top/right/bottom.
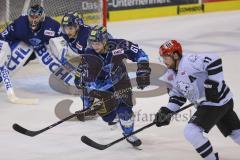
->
[[136, 60, 151, 90], [204, 79, 220, 103], [154, 107, 173, 127], [75, 109, 97, 121]]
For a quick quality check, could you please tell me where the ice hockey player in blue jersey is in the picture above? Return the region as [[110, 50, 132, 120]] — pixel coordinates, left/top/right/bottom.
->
[[0, 4, 61, 48], [60, 12, 114, 120], [75, 25, 151, 147], [0, 5, 61, 73], [61, 12, 91, 55], [0, 4, 74, 103], [154, 40, 240, 159], [60, 12, 97, 120]]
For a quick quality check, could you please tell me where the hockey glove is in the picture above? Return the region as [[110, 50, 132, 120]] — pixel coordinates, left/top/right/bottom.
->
[[75, 109, 97, 121], [154, 107, 173, 127], [136, 60, 151, 90], [204, 79, 220, 103], [74, 70, 84, 89]]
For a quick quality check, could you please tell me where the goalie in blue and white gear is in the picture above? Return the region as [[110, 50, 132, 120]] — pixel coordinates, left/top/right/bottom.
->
[[75, 25, 151, 147], [0, 4, 75, 103]]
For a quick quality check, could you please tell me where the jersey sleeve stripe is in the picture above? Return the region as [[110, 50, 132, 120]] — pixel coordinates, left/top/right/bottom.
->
[[218, 88, 230, 102], [206, 59, 222, 69], [169, 98, 185, 106], [218, 81, 226, 96], [170, 96, 187, 102], [207, 66, 223, 75], [169, 99, 184, 106]]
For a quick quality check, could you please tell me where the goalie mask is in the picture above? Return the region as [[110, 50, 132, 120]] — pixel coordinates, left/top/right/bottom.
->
[[61, 12, 84, 39], [27, 4, 45, 31]]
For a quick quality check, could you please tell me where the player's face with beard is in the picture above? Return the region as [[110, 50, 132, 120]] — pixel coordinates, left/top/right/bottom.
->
[[28, 15, 42, 31], [64, 26, 78, 39], [163, 56, 175, 69], [91, 42, 105, 53]]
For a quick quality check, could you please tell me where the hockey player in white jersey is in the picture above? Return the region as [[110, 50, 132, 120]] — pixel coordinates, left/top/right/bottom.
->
[[154, 40, 240, 160]]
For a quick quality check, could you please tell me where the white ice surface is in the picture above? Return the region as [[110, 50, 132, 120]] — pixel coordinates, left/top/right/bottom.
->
[[0, 11, 240, 160]]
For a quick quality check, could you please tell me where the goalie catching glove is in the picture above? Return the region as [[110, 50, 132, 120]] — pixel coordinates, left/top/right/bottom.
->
[[136, 60, 151, 89]]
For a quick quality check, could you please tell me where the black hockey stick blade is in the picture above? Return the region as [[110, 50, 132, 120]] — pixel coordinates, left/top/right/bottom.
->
[[81, 136, 110, 150], [81, 122, 155, 150], [81, 103, 195, 150], [12, 113, 77, 137], [12, 123, 40, 137]]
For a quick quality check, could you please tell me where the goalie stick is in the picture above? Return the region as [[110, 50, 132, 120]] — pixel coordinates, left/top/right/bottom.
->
[[81, 102, 195, 150], [0, 66, 39, 105]]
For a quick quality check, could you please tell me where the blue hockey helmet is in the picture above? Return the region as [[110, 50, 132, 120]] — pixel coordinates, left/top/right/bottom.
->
[[88, 25, 108, 43], [61, 12, 84, 27]]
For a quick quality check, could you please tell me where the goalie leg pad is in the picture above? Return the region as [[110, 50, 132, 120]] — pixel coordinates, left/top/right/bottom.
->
[[0, 40, 11, 67], [6, 41, 33, 74]]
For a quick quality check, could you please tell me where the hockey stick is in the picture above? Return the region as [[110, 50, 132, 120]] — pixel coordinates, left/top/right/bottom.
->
[[81, 102, 195, 150], [12, 106, 92, 137], [13, 87, 131, 137], [0, 66, 39, 105], [6, 89, 39, 105]]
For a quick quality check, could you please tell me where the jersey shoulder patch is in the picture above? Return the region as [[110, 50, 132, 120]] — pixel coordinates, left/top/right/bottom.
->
[[112, 48, 124, 55]]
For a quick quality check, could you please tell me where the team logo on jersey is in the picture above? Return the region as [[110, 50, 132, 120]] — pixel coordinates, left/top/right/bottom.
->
[[44, 30, 55, 37], [76, 42, 83, 51], [176, 80, 197, 102], [181, 71, 186, 75], [176, 81, 192, 95], [167, 74, 174, 81], [188, 55, 198, 62], [112, 48, 124, 55], [29, 38, 42, 46]]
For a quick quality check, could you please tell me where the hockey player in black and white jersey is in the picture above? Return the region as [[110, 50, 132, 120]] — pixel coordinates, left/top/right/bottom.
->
[[154, 40, 240, 160]]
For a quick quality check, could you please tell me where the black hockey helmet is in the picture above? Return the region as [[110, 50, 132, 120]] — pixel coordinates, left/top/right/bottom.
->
[[28, 4, 45, 17], [61, 12, 84, 28], [88, 25, 108, 43], [27, 4, 45, 31]]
